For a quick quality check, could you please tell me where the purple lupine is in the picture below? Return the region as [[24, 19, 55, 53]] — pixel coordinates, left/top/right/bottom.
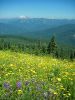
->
[[16, 81, 22, 89], [4, 82, 10, 89]]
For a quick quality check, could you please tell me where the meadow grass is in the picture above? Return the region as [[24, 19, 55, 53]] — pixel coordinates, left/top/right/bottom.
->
[[0, 50, 75, 100]]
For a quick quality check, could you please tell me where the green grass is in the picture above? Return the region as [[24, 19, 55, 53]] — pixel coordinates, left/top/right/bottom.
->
[[0, 50, 75, 100]]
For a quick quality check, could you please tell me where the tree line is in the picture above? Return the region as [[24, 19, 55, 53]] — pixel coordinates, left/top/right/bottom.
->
[[0, 36, 75, 60]]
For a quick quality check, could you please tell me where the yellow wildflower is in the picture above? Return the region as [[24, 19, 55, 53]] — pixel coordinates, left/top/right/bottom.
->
[[31, 69, 36, 74], [68, 93, 71, 96], [57, 78, 61, 82], [17, 90, 23, 95], [10, 64, 13, 66], [5, 73, 8, 77], [54, 92, 58, 95]]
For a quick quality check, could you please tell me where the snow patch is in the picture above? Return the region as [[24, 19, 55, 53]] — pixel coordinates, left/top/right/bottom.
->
[[19, 16, 29, 19]]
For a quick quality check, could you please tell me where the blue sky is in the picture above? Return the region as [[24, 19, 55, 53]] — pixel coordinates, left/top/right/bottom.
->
[[0, 0, 75, 19]]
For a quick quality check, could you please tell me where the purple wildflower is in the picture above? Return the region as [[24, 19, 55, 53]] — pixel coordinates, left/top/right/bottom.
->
[[4, 82, 10, 89], [16, 81, 22, 89]]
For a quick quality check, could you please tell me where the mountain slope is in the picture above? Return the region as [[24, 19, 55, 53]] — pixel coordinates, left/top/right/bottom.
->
[[0, 18, 75, 33], [28, 24, 75, 46], [0, 18, 75, 46]]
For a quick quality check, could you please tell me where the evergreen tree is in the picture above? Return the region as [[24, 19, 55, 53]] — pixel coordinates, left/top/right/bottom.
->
[[7, 42, 11, 49], [0, 38, 4, 50], [42, 46, 46, 53], [70, 51, 74, 61], [60, 48, 64, 59], [74, 51, 75, 58], [55, 50, 59, 58], [47, 36, 57, 54]]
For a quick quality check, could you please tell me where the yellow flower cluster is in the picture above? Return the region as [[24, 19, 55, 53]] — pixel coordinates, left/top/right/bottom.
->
[[17, 90, 23, 95]]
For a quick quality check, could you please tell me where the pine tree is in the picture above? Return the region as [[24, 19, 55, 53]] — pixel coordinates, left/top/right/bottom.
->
[[74, 51, 75, 58], [55, 50, 59, 58], [60, 48, 64, 59], [42, 46, 46, 53], [70, 51, 74, 61], [47, 36, 57, 54]]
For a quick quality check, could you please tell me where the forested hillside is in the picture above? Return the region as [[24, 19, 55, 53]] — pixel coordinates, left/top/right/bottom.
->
[[0, 36, 75, 60], [0, 18, 75, 46]]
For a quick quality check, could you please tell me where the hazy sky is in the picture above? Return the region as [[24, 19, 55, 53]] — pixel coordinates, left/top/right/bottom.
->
[[0, 0, 75, 19]]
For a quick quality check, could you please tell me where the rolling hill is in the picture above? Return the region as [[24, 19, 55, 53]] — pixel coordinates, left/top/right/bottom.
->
[[0, 18, 75, 46]]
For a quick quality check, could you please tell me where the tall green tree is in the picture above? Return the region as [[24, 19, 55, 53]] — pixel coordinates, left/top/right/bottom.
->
[[47, 36, 57, 54], [74, 51, 75, 58], [70, 51, 74, 61]]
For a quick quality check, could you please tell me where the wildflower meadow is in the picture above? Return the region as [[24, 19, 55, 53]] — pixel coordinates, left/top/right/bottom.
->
[[0, 51, 75, 100]]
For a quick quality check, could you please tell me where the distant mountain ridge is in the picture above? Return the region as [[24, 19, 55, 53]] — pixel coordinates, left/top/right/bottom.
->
[[0, 18, 75, 46]]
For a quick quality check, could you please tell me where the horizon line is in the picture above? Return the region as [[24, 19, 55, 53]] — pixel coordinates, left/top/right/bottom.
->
[[0, 16, 75, 20]]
